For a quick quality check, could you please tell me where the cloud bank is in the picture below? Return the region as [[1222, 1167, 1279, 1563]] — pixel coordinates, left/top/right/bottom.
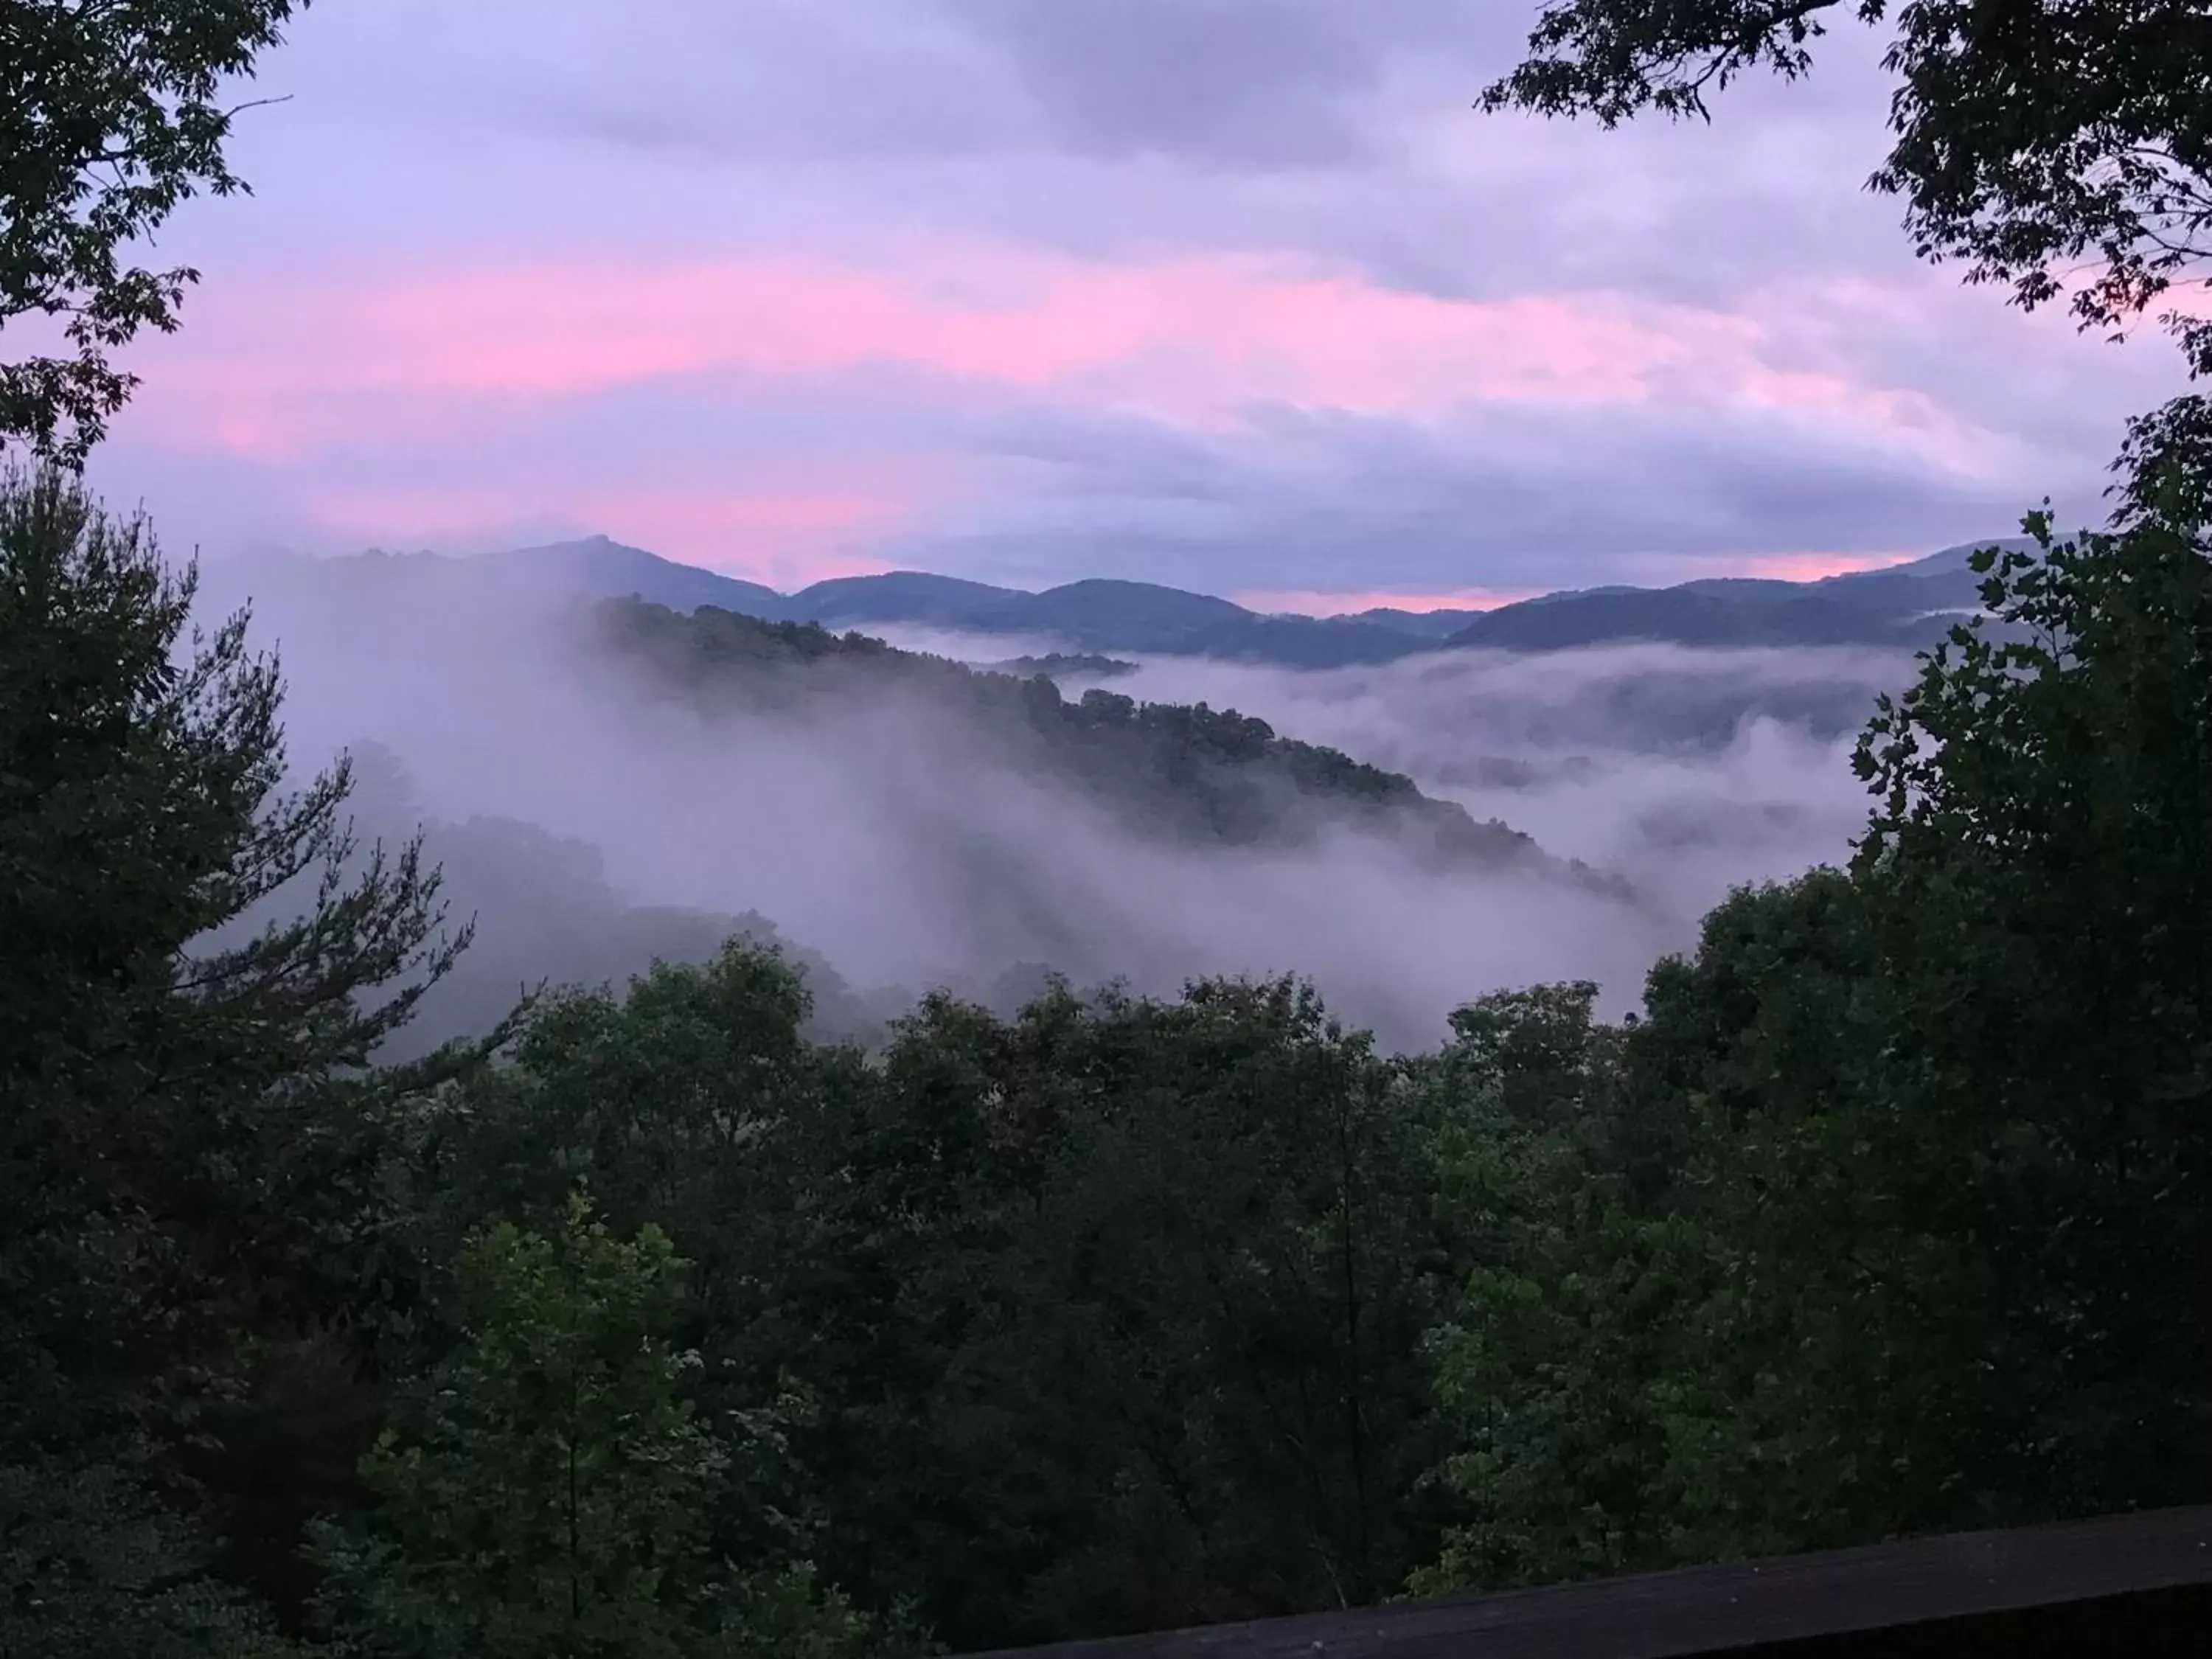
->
[[203, 557, 1910, 1052], [1039, 644, 1901, 923], [86, 0, 2187, 605]]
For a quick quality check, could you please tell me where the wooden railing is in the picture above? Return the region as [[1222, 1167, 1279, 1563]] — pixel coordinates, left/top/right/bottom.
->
[[958, 1505, 2212, 1659]]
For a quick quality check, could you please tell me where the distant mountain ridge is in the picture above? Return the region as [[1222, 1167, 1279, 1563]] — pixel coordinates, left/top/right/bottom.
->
[[264, 532, 2034, 667], [195, 543, 1613, 894]]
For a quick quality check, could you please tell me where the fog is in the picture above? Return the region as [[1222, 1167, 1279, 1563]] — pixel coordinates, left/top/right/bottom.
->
[[1039, 643, 1904, 922], [198, 560, 1911, 1054], [875, 620, 1902, 916]]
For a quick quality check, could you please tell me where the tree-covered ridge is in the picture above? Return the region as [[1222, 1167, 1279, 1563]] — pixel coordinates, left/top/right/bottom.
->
[[398, 532, 1998, 664], [596, 597, 1595, 883], [973, 652, 1141, 681], [325, 768, 911, 1064]]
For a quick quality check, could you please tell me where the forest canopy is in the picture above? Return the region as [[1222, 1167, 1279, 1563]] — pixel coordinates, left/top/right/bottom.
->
[[4, 419, 2209, 1651]]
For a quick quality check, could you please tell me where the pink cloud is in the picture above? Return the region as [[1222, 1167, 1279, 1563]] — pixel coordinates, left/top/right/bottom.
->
[[1244, 554, 1935, 608], [128, 250, 1970, 459], [1729, 550, 1922, 580]]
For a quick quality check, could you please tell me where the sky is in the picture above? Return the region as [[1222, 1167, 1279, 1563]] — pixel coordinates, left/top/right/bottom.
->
[[87, 0, 2192, 610]]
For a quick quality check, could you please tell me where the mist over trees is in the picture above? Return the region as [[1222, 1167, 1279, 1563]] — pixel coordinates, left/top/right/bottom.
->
[[200, 550, 1677, 1054], [7, 444, 2209, 1650], [4, 2, 2212, 1657]]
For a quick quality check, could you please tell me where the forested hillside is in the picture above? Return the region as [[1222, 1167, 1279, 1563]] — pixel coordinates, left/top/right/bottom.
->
[[195, 546, 1590, 882], [9, 440, 2209, 1655], [191, 550, 1655, 1058], [594, 597, 1588, 880], [325, 746, 918, 1060]]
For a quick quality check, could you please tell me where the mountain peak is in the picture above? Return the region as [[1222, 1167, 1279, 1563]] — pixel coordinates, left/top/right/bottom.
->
[[294, 529, 2023, 664]]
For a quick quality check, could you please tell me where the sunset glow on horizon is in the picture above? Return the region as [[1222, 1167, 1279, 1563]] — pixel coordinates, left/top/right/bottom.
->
[[1705, 550, 1925, 582], [130, 251, 1976, 458], [86, 0, 2184, 597], [1234, 585, 1548, 616]]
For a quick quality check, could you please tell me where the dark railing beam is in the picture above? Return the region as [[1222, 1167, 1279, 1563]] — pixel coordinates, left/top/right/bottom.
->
[[958, 1505, 2212, 1659]]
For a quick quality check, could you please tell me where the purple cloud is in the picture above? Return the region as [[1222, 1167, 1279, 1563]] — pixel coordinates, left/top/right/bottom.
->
[[85, 1, 2191, 604]]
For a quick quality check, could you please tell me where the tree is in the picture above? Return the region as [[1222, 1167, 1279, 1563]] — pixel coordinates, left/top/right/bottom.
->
[[417, 939, 843, 1571], [0, 1458, 307, 1659], [1416, 422, 2212, 1596], [1, 1, 307, 461], [1447, 0, 2212, 1576], [782, 975, 1456, 1644], [309, 1194, 867, 1659], [1484, 1, 2212, 371], [0, 466, 480, 1644], [428, 953, 1465, 1649], [0, 466, 471, 1442], [0, 468, 467, 1101], [1846, 428, 2212, 1514], [1415, 980, 1725, 1590]]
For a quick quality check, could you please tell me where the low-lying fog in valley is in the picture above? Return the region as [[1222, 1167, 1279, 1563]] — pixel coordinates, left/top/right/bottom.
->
[[201, 559, 1916, 1054], [885, 622, 1902, 917]]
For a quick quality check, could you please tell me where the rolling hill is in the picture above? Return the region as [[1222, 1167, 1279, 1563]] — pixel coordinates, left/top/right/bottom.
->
[[1440, 546, 2004, 651], [194, 545, 1623, 896], [196, 549, 1649, 1057], [593, 596, 1610, 886], [276, 529, 2023, 666]]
